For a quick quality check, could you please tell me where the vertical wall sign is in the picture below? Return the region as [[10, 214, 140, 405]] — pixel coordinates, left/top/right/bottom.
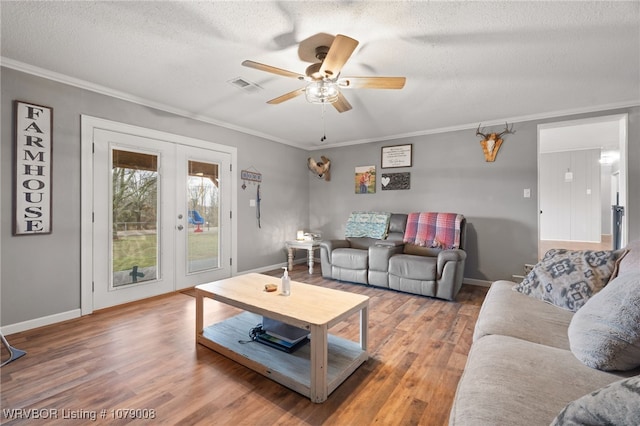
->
[[13, 101, 53, 235]]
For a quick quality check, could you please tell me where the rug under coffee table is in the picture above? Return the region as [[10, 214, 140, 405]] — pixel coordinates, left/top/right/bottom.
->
[[195, 273, 369, 403]]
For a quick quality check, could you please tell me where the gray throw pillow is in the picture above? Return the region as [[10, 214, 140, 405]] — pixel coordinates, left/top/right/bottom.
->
[[513, 249, 619, 312], [568, 272, 640, 371], [551, 375, 640, 425]]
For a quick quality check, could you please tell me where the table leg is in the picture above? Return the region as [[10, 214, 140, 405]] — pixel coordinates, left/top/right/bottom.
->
[[309, 324, 328, 403], [195, 289, 204, 342], [288, 247, 294, 272], [360, 305, 369, 352], [307, 248, 314, 274]]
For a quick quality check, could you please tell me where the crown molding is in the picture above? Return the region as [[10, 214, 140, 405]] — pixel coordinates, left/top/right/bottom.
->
[[3, 57, 638, 152], [0, 57, 297, 147], [317, 100, 640, 150]]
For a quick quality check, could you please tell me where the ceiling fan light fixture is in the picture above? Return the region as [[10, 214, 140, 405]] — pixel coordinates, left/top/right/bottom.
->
[[305, 81, 339, 104]]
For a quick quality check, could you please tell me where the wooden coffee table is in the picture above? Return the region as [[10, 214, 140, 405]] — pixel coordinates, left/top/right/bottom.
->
[[195, 273, 369, 403]]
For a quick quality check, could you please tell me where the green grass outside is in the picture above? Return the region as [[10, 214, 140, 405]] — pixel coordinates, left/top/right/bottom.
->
[[112, 230, 219, 272]]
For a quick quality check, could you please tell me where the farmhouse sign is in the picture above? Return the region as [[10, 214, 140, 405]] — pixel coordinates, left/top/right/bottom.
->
[[14, 101, 53, 235]]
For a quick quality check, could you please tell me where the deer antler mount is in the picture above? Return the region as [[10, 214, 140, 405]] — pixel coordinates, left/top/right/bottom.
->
[[476, 122, 515, 162]]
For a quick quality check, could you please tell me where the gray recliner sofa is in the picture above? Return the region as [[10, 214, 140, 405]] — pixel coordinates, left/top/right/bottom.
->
[[319, 213, 467, 301]]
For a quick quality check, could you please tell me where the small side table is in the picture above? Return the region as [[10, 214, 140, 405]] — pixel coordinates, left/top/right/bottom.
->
[[286, 240, 321, 274]]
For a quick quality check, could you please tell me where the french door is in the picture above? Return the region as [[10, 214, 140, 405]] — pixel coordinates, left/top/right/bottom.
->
[[92, 129, 231, 309]]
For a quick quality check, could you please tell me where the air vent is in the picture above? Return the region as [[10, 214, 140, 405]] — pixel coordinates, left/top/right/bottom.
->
[[227, 77, 263, 94]]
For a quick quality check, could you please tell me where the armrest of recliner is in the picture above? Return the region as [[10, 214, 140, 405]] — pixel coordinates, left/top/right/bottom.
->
[[319, 239, 351, 260], [319, 239, 352, 279], [436, 249, 467, 276], [369, 244, 404, 271]]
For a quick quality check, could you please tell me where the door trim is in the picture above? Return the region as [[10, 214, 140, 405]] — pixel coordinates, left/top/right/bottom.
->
[[81, 116, 237, 315]]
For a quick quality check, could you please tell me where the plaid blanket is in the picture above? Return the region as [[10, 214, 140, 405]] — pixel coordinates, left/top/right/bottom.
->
[[403, 212, 464, 249]]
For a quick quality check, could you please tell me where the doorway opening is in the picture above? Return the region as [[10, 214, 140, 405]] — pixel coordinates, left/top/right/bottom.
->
[[538, 114, 627, 259]]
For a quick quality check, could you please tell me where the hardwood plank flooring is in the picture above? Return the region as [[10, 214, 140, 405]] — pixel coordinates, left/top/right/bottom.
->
[[1, 267, 487, 425]]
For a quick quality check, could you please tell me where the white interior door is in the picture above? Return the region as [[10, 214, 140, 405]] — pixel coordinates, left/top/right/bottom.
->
[[92, 129, 231, 309]]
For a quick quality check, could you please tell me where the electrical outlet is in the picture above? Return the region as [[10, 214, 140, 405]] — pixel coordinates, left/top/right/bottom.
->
[[524, 188, 531, 198], [249, 199, 256, 207]]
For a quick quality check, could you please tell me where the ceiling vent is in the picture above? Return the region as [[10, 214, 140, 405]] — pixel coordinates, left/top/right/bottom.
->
[[227, 77, 263, 94]]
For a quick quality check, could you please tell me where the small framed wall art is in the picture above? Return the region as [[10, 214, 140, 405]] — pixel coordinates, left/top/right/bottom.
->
[[355, 165, 376, 194], [381, 172, 411, 190], [381, 143, 412, 168], [13, 100, 53, 235]]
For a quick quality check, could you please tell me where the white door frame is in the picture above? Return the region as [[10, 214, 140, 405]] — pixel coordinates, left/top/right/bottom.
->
[[81, 116, 237, 315]]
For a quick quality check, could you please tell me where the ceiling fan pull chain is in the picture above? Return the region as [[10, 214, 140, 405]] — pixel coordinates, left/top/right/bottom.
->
[[321, 103, 327, 142]]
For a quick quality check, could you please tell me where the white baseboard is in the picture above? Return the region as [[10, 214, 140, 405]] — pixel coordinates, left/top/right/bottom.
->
[[1, 309, 81, 336], [239, 258, 316, 275], [239, 263, 288, 275], [463, 278, 492, 287]]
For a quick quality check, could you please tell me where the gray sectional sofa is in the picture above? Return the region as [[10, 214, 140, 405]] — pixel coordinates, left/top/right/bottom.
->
[[319, 212, 467, 301], [450, 241, 640, 425]]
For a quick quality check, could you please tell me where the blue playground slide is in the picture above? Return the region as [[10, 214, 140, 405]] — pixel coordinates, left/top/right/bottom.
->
[[188, 210, 205, 225]]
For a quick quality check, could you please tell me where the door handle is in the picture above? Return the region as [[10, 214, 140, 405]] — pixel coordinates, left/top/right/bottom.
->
[[177, 225, 184, 231]]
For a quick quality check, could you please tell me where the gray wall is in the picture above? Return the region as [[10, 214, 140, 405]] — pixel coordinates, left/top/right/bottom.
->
[[1, 67, 310, 326], [1, 65, 638, 328], [309, 107, 639, 281]]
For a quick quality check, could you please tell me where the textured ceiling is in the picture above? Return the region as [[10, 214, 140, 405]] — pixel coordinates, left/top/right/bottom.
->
[[1, 1, 639, 149]]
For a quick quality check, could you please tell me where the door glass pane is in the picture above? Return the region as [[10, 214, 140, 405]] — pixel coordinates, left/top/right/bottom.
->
[[187, 160, 220, 273], [112, 149, 159, 287]]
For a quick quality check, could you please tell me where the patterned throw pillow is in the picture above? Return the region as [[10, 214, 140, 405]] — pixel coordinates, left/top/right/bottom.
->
[[512, 249, 619, 312]]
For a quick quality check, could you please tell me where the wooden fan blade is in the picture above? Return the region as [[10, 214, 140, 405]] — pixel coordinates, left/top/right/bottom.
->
[[267, 87, 306, 104], [319, 34, 359, 78], [332, 92, 352, 113], [242, 60, 305, 80], [339, 76, 406, 89]]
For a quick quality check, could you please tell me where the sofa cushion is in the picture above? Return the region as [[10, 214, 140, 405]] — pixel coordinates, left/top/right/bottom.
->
[[568, 272, 640, 371], [344, 211, 391, 239], [388, 254, 436, 281], [331, 248, 368, 270], [449, 335, 631, 426], [619, 240, 639, 276], [474, 281, 573, 350], [346, 237, 380, 250], [403, 243, 442, 257], [387, 213, 408, 241], [551, 375, 640, 426], [512, 249, 620, 312]]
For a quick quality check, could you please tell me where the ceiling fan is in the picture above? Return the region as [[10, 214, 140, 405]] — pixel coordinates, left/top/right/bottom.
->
[[242, 34, 406, 113]]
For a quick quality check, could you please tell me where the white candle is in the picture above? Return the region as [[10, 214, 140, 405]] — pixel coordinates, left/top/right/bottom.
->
[[297, 230, 304, 240]]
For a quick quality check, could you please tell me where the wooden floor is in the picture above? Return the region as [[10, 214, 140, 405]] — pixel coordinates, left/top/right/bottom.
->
[[1, 267, 487, 426], [538, 234, 613, 259]]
